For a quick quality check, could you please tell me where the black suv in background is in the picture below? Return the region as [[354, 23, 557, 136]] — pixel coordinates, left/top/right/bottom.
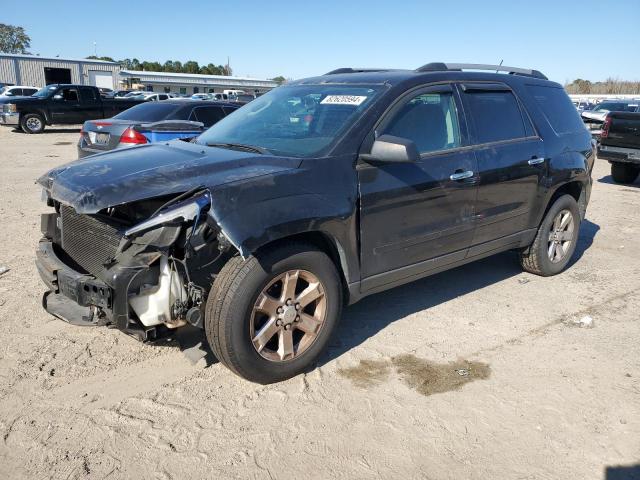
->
[[36, 63, 594, 383], [78, 100, 240, 158]]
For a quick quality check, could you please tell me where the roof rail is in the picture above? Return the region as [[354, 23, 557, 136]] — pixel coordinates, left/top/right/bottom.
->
[[324, 68, 392, 75], [415, 62, 548, 80]]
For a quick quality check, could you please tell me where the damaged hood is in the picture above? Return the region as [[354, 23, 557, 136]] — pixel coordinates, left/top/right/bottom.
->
[[38, 140, 301, 214]]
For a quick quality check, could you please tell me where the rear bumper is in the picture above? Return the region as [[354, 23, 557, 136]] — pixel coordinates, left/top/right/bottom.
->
[[598, 145, 640, 165], [0, 112, 19, 126]]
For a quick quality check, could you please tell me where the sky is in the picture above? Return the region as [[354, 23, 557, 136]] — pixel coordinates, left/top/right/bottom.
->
[[3, 0, 639, 83]]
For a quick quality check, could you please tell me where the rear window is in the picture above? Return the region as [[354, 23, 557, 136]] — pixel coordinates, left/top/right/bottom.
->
[[527, 85, 586, 135], [114, 102, 181, 122], [464, 90, 529, 143], [190, 106, 226, 127]]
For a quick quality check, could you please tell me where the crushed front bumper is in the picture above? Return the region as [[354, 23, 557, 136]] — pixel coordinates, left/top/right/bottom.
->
[[0, 112, 19, 126], [36, 239, 162, 340]]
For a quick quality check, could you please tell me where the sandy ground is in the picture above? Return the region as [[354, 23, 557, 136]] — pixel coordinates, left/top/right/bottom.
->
[[0, 125, 638, 480]]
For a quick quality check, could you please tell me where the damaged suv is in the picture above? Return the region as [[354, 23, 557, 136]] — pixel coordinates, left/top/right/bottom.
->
[[37, 63, 594, 383]]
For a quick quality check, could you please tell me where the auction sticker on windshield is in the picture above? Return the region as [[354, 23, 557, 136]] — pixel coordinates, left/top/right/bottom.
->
[[320, 95, 367, 106]]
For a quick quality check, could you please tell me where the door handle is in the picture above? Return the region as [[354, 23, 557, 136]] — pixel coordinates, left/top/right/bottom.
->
[[528, 157, 546, 165], [450, 170, 475, 181]]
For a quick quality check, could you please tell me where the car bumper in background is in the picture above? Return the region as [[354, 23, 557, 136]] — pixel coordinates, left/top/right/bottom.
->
[[598, 144, 640, 165], [0, 112, 19, 126]]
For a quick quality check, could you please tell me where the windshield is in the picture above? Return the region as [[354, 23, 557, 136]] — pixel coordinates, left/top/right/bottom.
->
[[33, 86, 57, 98], [197, 84, 382, 157]]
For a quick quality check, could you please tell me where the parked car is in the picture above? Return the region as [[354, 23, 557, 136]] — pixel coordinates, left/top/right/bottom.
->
[[597, 112, 640, 183], [581, 100, 640, 138], [0, 85, 38, 98], [572, 100, 594, 112], [78, 100, 239, 158], [208, 93, 229, 101], [191, 93, 209, 100], [0, 84, 144, 133], [98, 87, 114, 97], [234, 93, 256, 104], [36, 63, 593, 383], [127, 92, 170, 102], [111, 90, 135, 98]]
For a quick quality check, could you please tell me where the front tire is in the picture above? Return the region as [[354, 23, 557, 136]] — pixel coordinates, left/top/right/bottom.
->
[[611, 162, 640, 184], [205, 243, 343, 384], [520, 194, 580, 276], [20, 113, 45, 134]]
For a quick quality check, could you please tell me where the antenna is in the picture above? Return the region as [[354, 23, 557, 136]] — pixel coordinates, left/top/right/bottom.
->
[[496, 59, 503, 74]]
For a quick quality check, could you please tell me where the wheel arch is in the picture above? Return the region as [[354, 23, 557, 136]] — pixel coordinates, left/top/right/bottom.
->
[[252, 231, 352, 304]]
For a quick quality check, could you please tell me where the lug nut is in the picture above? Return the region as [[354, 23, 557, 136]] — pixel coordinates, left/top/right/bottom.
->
[[284, 324, 291, 330], [295, 315, 300, 322], [286, 299, 292, 306], [295, 303, 301, 311], [276, 306, 283, 314], [276, 319, 283, 326]]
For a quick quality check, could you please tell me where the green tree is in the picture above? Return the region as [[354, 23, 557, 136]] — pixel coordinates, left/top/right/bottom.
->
[[0, 23, 31, 54], [183, 61, 200, 74], [86, 55, 115, 62], [271, 76, 287, 85]]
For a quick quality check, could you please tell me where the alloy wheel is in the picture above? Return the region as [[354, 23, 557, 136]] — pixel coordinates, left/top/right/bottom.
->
[[547, 209, 575, 263], [26, 117, 42, 132], [250, 269, 327, 362]]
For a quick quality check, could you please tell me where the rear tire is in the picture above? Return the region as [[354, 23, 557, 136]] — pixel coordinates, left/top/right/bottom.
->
[[520, 194, 580, 276], [611, 162, 640, 184], [205, 243, 343, 384], [20, 113, 45, 134]]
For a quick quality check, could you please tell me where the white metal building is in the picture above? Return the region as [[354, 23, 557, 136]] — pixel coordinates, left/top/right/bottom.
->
[[0, 54, 120, 89], [118, 70, 279, 95]]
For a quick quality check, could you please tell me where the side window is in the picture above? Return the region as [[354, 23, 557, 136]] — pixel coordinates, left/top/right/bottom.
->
[[25, 88, 37, 96], [382, 91, 461, 154], [191, 106, 226, 127], [15, 89, 24, 96], [61, 88, 79, 102], [526, 85, 585, 135], [80, 87, 98, 103], [463, 90, 528, 143]]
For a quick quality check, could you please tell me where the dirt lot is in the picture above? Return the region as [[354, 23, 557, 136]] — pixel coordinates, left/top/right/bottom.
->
[[0, 125, 638, 480]]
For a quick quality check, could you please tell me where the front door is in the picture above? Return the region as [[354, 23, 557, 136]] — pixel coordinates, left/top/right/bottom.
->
[[358, 85, 478, 283]]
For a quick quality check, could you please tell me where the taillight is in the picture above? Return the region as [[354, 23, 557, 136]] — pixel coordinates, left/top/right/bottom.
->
[[601, 115, 612, 139], [120, 127, 148, 144]]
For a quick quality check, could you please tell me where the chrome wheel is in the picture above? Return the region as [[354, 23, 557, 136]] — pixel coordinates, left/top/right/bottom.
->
[[547, 209, 575, 263], [250, 269, 327, 362], [26, 117, 42, 131]]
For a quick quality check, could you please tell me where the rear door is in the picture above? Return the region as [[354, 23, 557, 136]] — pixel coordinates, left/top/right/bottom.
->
[[358, 84, 478, 280], [79, 87, 102, 121], [459, 83, 545, 249]]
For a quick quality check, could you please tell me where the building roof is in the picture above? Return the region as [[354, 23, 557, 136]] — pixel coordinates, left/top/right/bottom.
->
[[120, 70, 278, 88], [0, 53, 119, 64]]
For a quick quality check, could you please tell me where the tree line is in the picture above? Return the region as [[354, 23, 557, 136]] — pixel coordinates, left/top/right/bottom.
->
[[565, 78, 640, 95], [87, 56, 232, 76]]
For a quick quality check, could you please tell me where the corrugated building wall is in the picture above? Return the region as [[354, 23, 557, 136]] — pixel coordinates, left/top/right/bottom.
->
[[0, 54, 120, 88]]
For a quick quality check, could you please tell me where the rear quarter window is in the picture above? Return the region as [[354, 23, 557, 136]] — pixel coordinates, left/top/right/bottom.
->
[[526, 85, 586, 135]]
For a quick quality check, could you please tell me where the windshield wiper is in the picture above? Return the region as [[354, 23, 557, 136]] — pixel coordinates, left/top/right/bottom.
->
[[205, 142, 269, 154]]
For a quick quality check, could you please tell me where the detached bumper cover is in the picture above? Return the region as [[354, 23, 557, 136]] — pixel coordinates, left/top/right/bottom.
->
[[0, 112, 19, 126]]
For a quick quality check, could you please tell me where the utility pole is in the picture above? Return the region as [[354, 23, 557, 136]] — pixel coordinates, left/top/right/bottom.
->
[[93, 42, 97, 57]]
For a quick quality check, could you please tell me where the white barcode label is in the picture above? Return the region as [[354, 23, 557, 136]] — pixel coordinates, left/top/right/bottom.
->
[[320, 95, 367, 106]]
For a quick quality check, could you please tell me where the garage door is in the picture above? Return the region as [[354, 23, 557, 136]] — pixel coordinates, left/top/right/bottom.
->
[[88, 70, 113, 89]]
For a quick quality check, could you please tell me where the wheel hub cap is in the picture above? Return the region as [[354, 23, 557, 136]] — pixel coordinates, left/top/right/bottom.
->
[[547, 209, 575, 263]]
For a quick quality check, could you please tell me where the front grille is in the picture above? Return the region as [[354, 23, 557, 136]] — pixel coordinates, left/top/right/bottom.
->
[[60, 205, 122, 276]]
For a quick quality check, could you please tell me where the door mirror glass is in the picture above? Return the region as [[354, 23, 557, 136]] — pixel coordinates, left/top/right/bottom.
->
[[367, 134, 420, 163], [5, 92, 13, 96], [53, 94, 63, 100]]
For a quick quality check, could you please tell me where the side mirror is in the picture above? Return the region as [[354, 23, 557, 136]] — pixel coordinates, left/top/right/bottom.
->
[[4, 92, 13, 96], [361, 134, 420, 163], [53, 94, 63, 101]]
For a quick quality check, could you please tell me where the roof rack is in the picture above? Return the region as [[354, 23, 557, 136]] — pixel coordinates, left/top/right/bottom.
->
[[324, 68, 392, 75], [415, 62, 548, 80]]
